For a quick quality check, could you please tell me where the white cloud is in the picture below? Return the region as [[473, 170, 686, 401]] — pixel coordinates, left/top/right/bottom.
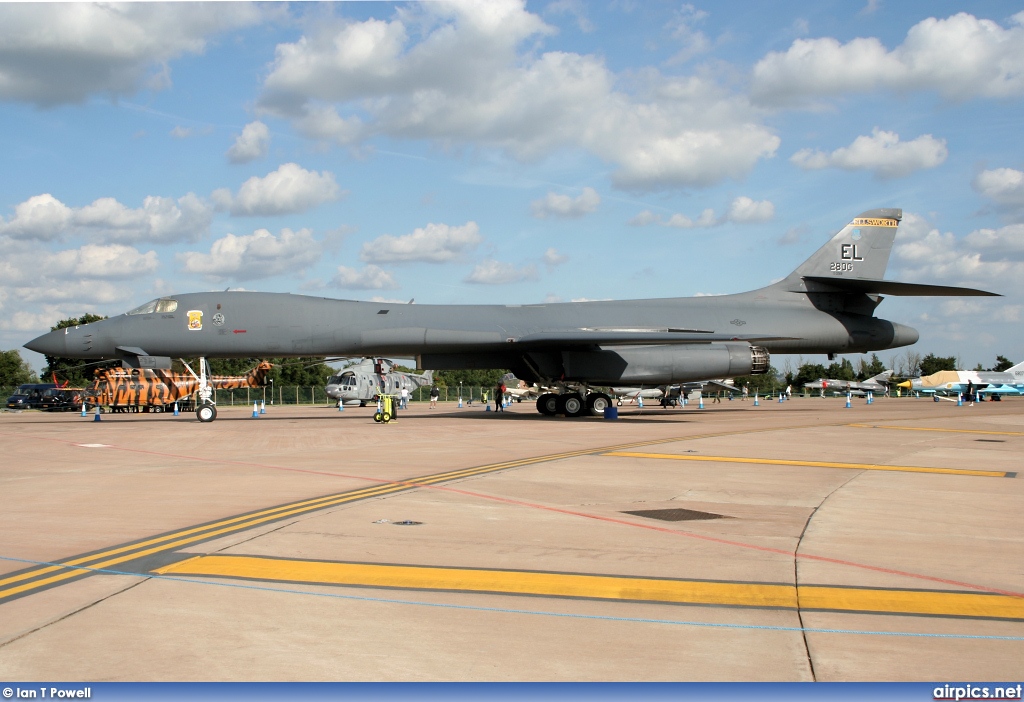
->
[[170, 126, 193, 139], [465, 259, 538, 285], [544, 0, 594, 33], [973, 168, 1024, 209], [256, 2, 779, 191], [0, 3, 265, 106], [893, 213, 1024, 294], [178, 228, 321, 281], [752, 12, 1024, 106], [629, 197, 774, 228], [360, 221, 482, 264], [964, 224, 1024, 261], [48, 244, 159, 280], [0, 194, 73, 241], [213, 163, 342, 216], [74, 193, 213, 243], [726, 196, 775, 223], [665, 4, 711, 64], [628, 210, 659, 227], [332, 265, 398, 290], [665, 209, 718, 228], [530, 187, 600, 218], [543, 248, 568, 267], [790, 129, 947, 178], [226, 121, 271, 164], [0, 192, 212, 243]]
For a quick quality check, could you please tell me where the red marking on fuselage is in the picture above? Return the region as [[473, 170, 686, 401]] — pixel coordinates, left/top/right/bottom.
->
[[233, 329, 247, 334]]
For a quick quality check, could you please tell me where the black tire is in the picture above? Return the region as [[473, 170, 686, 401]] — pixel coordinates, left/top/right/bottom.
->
[[196, 403, 217, 423], [586, 393, 612, 416], [382, 411, 392, 423], [557, 392, 585, 417], [373, 411, 383, 423], [536, 393, 558, 416]]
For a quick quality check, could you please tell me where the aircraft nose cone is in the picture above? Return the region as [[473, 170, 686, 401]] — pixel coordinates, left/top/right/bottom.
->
[[25, 328, 66, 357]]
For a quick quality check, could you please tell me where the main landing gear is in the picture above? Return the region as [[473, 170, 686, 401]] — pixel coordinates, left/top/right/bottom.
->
[[536, 391, 612, 418]]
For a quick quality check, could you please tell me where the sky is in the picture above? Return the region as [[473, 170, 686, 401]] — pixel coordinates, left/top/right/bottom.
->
[[2, 0, 1023, 375]]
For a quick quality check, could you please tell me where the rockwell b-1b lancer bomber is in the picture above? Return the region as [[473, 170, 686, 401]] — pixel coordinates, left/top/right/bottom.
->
[[26, 209, 998, 421]]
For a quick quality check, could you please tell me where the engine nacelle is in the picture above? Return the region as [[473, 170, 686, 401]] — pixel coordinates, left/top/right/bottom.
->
[[560, 343, 769, 385]]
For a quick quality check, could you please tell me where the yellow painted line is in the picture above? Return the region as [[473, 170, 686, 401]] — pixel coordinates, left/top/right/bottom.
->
[[1, 433, 717, 602], [848, 424, 1024, 437], [157, 555, 797, 609], [156, 555, 1024, 620], [602, 452, 1011, 478], [799, 586, 1024, 620]]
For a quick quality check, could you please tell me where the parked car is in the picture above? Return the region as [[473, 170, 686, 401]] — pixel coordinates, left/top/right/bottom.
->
[[38, 387, 84, 412], [5, 383, 58, 410]]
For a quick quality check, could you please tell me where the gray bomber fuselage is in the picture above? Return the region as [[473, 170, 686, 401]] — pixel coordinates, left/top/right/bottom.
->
[[31, 283, 915, 367], [31, 207, 1000, 388]]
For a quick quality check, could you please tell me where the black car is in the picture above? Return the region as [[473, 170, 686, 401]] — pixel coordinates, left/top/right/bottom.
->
[[38, 387, 85, 412], [6, 383, 58, 410]]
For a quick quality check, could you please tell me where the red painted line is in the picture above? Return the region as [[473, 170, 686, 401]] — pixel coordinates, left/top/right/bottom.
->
[[2, 428, 1020, 600]]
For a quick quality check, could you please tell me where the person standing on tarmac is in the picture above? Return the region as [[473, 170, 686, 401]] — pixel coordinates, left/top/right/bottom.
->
[[494, 382, 506, 412], [429, 384, 440, 409]]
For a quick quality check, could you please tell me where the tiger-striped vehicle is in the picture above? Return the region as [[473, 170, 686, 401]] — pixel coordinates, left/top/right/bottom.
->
[[83, 361, 272, 413]]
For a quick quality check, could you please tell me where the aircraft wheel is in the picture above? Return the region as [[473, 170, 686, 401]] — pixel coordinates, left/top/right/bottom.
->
[[557, 392, 585, 417], [381, 412, 392, 423], [536, 393, 558, 416], [196, 403, 217, 423], [373, 411, 384, 423], [586, 393, 612, 416]]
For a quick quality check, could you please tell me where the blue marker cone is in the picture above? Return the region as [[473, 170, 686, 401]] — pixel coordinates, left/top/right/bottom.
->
[[81, 403, 87, 417], [337, 400, 344, 412], [260, 399, 266, 414], [458, 397, 463, 408], [252, 402, 259, 418], [753, 392, 759, 406], [173, 402, 179, 416], [845, 393, 852, 408], [93, 406, 101, 422], [957, 393, 963, 406], [638, 397, 643, 408], [778, 394, 784, 404], [698, 394, 704, 409]]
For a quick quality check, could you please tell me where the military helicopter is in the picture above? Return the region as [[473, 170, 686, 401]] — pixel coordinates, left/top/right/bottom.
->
[[325, 358, 433, 407], [83, 361, 272, 414]]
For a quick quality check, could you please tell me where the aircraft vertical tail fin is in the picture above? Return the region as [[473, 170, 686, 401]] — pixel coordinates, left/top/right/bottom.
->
[[868, 369, 894, 383], [1006, 360, 1024, 381], [784, 208, 902, 286]]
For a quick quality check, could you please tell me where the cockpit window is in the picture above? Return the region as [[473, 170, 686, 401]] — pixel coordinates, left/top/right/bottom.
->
[[127, 298, 177, 315]]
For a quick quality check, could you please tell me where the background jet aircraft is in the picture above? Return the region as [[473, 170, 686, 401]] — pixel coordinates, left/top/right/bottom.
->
[[27, 208, 999, 421], [613, 380, 740, 406], [803, 370, 893, 396], [897, 362, 1024, 396], [326, 358, 433, 406], [500, 372, 551, 403]]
